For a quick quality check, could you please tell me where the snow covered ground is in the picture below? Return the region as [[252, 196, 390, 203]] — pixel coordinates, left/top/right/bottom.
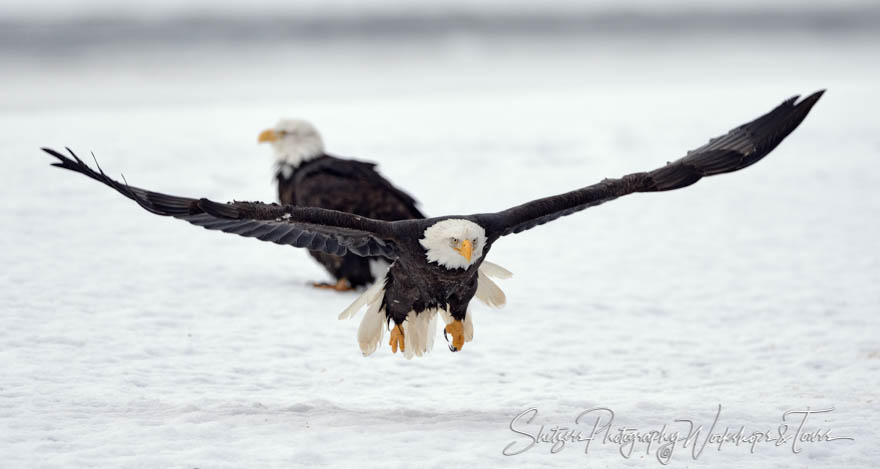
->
[[2, 7, 879, 467]]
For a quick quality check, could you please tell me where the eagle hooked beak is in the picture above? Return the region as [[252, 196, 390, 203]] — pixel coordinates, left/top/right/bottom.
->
[[455, 239, 473, 262], [258, 129, 278, 143]]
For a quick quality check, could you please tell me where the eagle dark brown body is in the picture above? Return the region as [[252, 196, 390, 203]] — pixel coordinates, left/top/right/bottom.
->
[[277, 155, 424, 288], [380, 234, 489, 325]]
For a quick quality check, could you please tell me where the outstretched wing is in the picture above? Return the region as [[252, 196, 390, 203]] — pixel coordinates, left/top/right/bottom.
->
[[45, 148, 400, 258], [477, 90, 824, 237]]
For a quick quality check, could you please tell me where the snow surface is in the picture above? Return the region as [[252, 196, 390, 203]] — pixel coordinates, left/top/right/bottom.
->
[[2, 17, 879, 468]]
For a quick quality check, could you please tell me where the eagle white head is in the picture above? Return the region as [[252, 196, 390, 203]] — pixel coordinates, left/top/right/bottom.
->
[[420, 219, 487, 270], [258, 119, 325, 169]]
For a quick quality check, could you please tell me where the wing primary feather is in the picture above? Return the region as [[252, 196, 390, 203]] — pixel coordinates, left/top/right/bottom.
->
[[487, 90, 824, 236], [44, 148, 399, 259], [197, 198, 240, 219]]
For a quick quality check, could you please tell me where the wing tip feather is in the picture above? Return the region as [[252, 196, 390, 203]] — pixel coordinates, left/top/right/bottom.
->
[[795, 89, 825, 112]]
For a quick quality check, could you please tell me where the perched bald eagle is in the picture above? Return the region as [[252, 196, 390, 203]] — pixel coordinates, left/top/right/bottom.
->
[[44, 90, 823, 359], [258, 119, 424, 291]]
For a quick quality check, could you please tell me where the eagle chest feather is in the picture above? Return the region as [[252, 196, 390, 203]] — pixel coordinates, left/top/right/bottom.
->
[[383, 257, 480, 323]]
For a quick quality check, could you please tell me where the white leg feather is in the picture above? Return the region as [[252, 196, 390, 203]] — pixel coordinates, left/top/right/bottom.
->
[[439, 307, 453, 325], [402, 316, 418, 360], [402, 309, 439, 359], [425, 312, 438, 352]]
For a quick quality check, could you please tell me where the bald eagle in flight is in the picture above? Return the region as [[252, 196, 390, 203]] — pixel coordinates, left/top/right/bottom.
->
[[257, 119, 424, 291], [44, 90, 823, 359]]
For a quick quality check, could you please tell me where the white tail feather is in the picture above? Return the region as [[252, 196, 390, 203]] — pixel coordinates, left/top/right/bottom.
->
[[338, 277, 385, 320], [463, 307, 474, 342], [357, 300, 385, 356], [475, 269, 507, 308], [339, 274, 388, 356], [480, 260, 513, 279]]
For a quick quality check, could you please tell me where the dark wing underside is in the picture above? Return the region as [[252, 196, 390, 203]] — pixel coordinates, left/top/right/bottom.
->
[[478, 90, 825, 237], [45, 148, 399, 258], [290, 156, 425, 220]]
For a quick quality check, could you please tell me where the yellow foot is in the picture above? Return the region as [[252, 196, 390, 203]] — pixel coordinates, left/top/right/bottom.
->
[[389, 324, 405, 354], [445, 320, 465, 352], [312, 278, 353, 292]]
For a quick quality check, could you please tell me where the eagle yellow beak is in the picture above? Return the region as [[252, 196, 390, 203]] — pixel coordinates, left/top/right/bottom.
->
[[455, 239, 473, 262], [258, 129, 278, 143]]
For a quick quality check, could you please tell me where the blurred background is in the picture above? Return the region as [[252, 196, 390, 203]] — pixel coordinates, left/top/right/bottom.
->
[[2, 1, 879, 467], [4, 1, 879, 108], [3, 0, 878, 210]]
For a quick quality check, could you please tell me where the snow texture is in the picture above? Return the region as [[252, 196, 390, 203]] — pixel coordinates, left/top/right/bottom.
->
[[1, 12, 879, 468]]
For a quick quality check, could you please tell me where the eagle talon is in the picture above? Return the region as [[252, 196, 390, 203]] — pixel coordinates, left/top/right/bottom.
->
[[443, 329, 457, 352], [444, 320, 465, 352], [389, 324, 405, 354], [312, 278, 353, 292]]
